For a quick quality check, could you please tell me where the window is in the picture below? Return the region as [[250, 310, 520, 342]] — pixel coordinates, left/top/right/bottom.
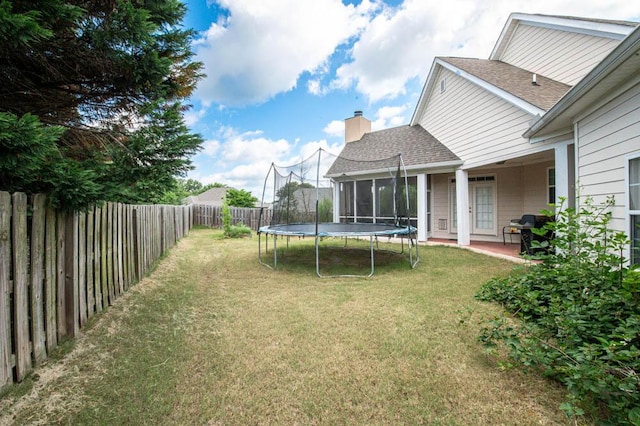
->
[[440, 78, 446, 94], [375, 178, 394, 218], [629, 157, 640, 264], [356, 180, 373, 219], [339, 181, 354, 219], [548, 167, 556, 205]]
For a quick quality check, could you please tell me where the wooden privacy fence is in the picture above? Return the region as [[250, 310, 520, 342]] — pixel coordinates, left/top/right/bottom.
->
[[192, 204, 272, 230], [0, 192, 192, 390]]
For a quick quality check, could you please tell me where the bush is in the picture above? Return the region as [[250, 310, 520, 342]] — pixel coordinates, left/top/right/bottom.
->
[[221, 200, 251, 238], [476, 197, 640, 424]]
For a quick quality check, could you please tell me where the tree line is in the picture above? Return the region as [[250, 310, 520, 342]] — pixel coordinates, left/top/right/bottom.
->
[[0, 0, 222, 209]]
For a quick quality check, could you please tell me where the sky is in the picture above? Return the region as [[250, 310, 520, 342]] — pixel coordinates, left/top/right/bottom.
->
[[181, 0, 640, 200]]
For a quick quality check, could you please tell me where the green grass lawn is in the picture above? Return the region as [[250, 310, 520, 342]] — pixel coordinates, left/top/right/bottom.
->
[[0, 229, 577, 425]]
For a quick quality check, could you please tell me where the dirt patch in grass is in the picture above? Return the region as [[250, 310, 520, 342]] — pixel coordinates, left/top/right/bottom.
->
[[0, 230, 580, 425]]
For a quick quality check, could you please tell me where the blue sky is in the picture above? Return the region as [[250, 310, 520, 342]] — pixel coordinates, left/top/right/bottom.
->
[[181, 0, 640, 199]]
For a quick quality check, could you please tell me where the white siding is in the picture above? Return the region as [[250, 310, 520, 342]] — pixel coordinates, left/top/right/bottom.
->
[[522, 161, 554, 214], [577, 81, 640, 232], [500, 24, 620, 86], [420, 68, 539, 169]]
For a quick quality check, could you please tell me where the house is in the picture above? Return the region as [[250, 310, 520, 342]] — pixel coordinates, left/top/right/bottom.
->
[[183, 187, 229, 206], [524, 23, 640, 263], [327, 13, 639, 262]]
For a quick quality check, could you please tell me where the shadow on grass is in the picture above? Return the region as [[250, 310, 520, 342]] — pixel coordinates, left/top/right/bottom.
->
[[263, 238, 415, 276]]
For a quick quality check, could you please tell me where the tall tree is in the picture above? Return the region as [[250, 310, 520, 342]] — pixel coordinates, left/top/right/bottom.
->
[[0, 0, 203, 208], [225, 188, 257, 208]]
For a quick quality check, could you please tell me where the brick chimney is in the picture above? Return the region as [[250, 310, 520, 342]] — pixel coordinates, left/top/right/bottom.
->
[[344, 110, 371, 143]]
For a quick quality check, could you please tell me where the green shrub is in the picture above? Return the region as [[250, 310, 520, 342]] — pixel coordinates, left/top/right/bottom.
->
[[476, 197, 640, 424], [221, 200, 251, 238]]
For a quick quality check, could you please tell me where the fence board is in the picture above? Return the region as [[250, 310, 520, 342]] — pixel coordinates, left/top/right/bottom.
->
[[65, 212, 79, 338], [78, 213, 87, 327], [12, 193, 31, 380], [30, 194, 47, 364], [56, 211, 66, 339], [45, 207, 57, 353], [86, 208, 95, 319], [101, 205, 109, 309], [94, 206, 103, 313], [107, 203, 115, 304], [0, 192, 12, 388], [117, 203, 124, 295]]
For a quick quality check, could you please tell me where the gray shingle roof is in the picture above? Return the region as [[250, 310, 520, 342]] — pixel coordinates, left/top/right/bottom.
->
[[326, 124, 459, 176], [183, 187, 229, 205], [440, 57, 571, 111]]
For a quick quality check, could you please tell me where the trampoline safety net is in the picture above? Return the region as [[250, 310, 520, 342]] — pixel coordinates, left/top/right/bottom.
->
[[257, 148, 419, 277]]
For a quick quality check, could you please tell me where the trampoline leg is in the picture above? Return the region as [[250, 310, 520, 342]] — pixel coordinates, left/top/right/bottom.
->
[[258, 232, 275, 270], [273, 234, 278, 268], [408, 234, 420, 269], [315, 235, 321, 277], [369, 236, 375, 277]]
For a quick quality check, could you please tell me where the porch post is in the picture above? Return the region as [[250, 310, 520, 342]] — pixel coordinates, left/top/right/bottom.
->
[[332, 180, 340, 223], [417, 173, 428, 241], [554, 143, 572, 209], [455, 169, 470, 246]]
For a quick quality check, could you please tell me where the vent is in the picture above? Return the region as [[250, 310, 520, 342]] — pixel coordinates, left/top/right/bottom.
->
[[440, 78, 446, 94]]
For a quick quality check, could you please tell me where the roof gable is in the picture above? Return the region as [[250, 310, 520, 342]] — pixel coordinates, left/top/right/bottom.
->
[[526, 25, 640, 139], [327, 125, 460, 176], [490, 13, 637, 61]]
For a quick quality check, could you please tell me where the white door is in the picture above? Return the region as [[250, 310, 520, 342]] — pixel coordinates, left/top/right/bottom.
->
[[450, 177, 496, 235], [470, 182, 496, 235]]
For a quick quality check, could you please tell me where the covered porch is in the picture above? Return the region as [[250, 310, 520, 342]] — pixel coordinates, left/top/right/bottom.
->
[[427, 142, 574, 245]]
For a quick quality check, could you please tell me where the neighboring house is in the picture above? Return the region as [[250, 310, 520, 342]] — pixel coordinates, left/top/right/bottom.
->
[[327, 13, 639, 263], [183, 187, 229, 206]]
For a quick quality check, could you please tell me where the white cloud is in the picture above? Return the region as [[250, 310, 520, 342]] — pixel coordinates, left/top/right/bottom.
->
[[371, 104, 409, 130], [201, 139, 221, 156], [323, 120, 345, 138], [222, 132, 291, 163], [331, 0, 640, 102], [192, 0, 379, 107], [183, 107, 207, 126]]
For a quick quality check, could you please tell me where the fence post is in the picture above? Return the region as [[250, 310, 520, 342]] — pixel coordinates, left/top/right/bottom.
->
[[64, 211, 79, 338], [13, 192, 31, 380], [0, 192, 12, 388]]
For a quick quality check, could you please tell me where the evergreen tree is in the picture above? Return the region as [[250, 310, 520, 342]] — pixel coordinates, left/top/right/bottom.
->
[[0, 0, 203, 208]]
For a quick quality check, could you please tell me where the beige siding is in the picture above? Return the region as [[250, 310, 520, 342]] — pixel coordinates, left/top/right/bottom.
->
[[577, 82, 640, 232], [429, 165, 551, 242], [431, 173, 453, 239], [420, 68, 538, 169], [500, 24, 620, 86]]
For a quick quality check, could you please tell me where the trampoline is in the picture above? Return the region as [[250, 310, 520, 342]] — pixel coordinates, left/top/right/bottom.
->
[[257, 148, 419, 277], [258, 222, 418, 277]]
